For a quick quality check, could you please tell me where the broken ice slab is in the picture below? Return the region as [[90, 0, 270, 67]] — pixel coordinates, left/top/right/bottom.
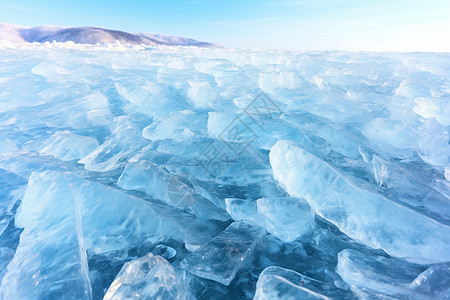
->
[[363, 117, 419, 158], [411, 262, 450, 299], [0, 215, 13, 237], [104, 253, 193, 300], [55, 171, 184, 252], [281, 111, 364, 159], [417, 117, 450, 167], [270, 140, 450, 263], [336, 249, 426, 298], [0, 137, 19, 154], [0, 247, 14, 283], [225, 198, 263, 224], [0, 152, 83, 178], [139, 137, 273, 187], [0, 167, 27, 235], [79, 116, 148, 172], [40, 130, 99, 161], [257, 197, 315, 243], [180, 221, 265, 286], [1, 170, 197, 299], [114, 79, 189, 118], [254, 266, 341, 300], [142, 109, 207, 142], [0, 172, 93, 300], [117, 159, 229, 221], [78, 176, 184, 254], [370, 154, 450, 224]]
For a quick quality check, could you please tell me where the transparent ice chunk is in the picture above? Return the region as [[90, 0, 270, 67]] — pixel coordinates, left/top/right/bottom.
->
[[181, 221, 265, 286], [104, 253, 193, 300]]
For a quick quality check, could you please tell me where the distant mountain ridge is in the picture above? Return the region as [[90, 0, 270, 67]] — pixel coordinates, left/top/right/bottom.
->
[[0, 23, 218, 47]]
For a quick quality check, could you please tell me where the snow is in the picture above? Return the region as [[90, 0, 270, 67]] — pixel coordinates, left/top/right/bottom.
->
[[0, 45, 449, 299]]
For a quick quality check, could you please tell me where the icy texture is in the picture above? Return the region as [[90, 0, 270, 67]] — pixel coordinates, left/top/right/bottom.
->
[[337, 249, 425, 298], [411, 263, 450, 299], [0, 170, 188, 299], [104, 253, 193, 300], [0, 47, 449, 299], [40, 130, 99, 161], [225, 198, 263, 224], [254, 266, 333, 300], [0, 168, 25, 236], [257, 197, 315, 242], [117, 159, 229, 221], [417, 118, 450, 166], [270, 141, 450, 262], [337, 249, 450, 299], [181, 221, 265, 285], [152, 245, 177, 261], [0, 172, 93, 300]]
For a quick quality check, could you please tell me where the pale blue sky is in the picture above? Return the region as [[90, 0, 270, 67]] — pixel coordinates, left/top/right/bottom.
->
[[1, 0, 449, 51]]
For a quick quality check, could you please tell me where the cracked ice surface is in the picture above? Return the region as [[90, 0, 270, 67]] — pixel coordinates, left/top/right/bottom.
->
[[0, 45, 449, 299]]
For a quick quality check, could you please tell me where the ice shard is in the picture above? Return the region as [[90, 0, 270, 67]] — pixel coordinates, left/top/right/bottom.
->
[[0, 172, 92, 300], [257, 197, 315, 242], [270, 140, 450, 262], [104, 253, 193, 300], [181, 221, 265, 285], [254, 266, 337, 300]]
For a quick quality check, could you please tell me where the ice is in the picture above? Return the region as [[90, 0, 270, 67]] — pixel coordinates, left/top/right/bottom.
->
[[257, 197, 315, 243], [114, 79, 189, 118], [117, 160, 229, 221], [259, 71, 302, 93], [225, 198, 263, 224], [77, 176, 184, 253], [369, 154, 450, 223], [104, 253, 193, 300], [40, 130, 99, 161], [270, 140, 450, 262], [152, 245, 177, 261], [0, 247, 14, 281], [0, 168, 26, 235], [79, 116, 149, 172], [336, 249, 425, 298], [0, 138, 19, 154], [0, 172, 93, 300], [417, 118, 450, 167], [337, 249, 450, 299], [363, 118, 418, 156], [414, 97, 450, 127], [9, 170, 183, 252], [411, 263, 450, 299], [187, 79, 218, 109], [254, 266, 335, 300], [142, 110, 206, 142], [1, 47, 450, 299], [0, 170, 191, 298], [181, 221, 265, 286], [286, 113, 361, 156]]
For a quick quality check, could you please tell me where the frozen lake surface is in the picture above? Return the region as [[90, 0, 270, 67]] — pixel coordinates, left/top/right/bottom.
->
[[0, 44, 449, 299]]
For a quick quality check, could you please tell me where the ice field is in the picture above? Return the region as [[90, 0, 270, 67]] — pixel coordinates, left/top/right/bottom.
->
[[0, 43, 449, 299]]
